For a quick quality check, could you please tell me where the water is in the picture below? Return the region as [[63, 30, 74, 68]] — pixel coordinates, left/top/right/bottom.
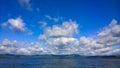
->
[[0, 58, 120, 68]]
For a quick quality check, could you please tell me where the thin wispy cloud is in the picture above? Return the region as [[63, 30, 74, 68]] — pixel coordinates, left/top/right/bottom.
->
[[39, 21, 47, 28], [45, 15, 62, 22], [18, 0, 32, 10]]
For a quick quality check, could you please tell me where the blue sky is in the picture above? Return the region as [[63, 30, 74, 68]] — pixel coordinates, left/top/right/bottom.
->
[[0, 0, 120, 55]]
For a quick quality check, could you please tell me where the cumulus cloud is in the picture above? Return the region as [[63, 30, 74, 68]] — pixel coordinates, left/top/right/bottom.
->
[[77, 19, 120, 56], [38, 20, 79, 54], [0, 19, 120, 56], [41, 37, 79, 54], [1, 17, 33, 35], [18, 0, 32, 10], [8, 17, 26, 32], [39, 20, 78, 39], [0, 39, 44, 55], [97, 19, 120, 46], [31, 18, 120, 55], [45, 15, 62, 22]]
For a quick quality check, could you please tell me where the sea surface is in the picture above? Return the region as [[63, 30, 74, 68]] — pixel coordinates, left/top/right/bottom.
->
[[0, 58, 120, 68]]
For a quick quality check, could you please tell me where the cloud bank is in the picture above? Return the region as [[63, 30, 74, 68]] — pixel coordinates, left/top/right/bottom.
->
[[0, 19, 120, 56]]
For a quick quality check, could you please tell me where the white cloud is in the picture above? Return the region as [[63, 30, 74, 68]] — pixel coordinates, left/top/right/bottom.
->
[[79, 36, 103, 48], [8, 17, 26, 32], [1, 17, 33, 35], [16, 48, 31, 55], [1, 22, 8, 28], [45, 15, 62, 22], [18, 0, 32, 10], [109, 49, 120, 55], [97, 19, 120, 46], [42, 37, 79, 54], [0, 39, 45, 55], [92, 47, 112, 56], [45, 15, 52, 20], [39, 20, 78, 40], [27, 30, 33, 35], [39, 21, 47, 28], [38, 20, 79, 54], [77, 19, 120, 56], [0, 19, 120, 55]]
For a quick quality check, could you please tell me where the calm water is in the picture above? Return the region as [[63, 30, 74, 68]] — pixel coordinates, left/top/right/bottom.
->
[[0, 58, 120, 68]]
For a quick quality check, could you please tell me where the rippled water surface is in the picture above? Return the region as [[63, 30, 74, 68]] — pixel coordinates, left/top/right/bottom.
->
[[0, 58, 120, 68]]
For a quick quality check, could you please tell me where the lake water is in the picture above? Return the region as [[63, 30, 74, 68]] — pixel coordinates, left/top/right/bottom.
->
[[0, 58, 120, 68]]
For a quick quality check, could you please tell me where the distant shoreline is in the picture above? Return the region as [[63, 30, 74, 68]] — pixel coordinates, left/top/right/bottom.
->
[[0, 54, 120, 59]]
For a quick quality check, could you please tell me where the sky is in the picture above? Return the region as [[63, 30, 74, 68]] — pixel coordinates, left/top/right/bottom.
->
[[0, 0, 120, 55]]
